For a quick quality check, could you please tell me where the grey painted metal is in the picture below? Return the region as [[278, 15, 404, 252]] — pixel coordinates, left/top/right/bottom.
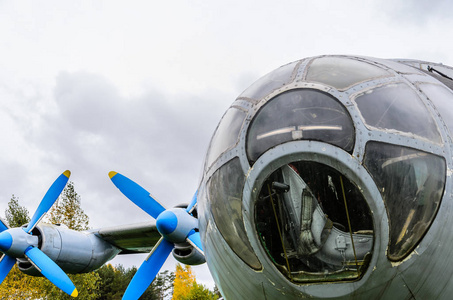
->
[[4, 228, 39, 257], [172, 241, 206, 265], [19, 223, 120, 276], [198, 55, 453, 299]]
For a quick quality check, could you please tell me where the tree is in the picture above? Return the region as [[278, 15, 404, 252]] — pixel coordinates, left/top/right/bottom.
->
[[0, 265, 45, 299], [46, 181, 89, 230], [181, 282, 218, 300], [94, 264, 168, 300], [172, 264, 219, 300], [4, 195, 30, 227], [152, 270, 175, 299], [172, 264, 196, 300], [39, 272, 100, 300], [95, 264, 131, 300]]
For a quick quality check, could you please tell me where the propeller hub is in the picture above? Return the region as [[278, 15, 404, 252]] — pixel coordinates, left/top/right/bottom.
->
[[156, 210, 178, 235], [0, 231, 12, 252], [156, 208, 198, 243], [0, 228, 39, 258]]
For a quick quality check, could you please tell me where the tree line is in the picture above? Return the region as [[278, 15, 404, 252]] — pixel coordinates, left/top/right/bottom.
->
[[0, 182, 220, 299]]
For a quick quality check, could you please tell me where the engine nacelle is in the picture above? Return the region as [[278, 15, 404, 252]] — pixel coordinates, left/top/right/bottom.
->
[[172, 242, 205, 265], [19, 223, 120, 276]]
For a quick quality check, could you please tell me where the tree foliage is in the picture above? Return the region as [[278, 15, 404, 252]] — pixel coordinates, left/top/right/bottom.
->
[[152, 270, 175, 299], [5, 195, 30, 227], [95, 264, 132, 300], [0, 264, 45, 299], [172, 264, 218, 300], [46, 181, 89, 230], [94, 264, 173, 300], [39, 272, 100, 300], [172, 264, 195, 300], [181, 282, 218, 300]]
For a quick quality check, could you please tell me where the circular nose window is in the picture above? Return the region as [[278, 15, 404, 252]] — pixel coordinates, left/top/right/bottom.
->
[[246, 89, 355, 164], [255, 161, 374, 283]]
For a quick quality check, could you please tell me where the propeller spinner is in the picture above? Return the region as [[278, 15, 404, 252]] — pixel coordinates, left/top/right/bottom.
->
[[109, 171, 203, 300], [0, 171, 78, 297]]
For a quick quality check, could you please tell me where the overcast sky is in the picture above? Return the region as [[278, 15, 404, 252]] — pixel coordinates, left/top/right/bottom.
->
[[1, 0, 453, 290]]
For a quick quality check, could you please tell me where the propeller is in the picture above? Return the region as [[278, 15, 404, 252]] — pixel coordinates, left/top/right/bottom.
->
[[0, 170, 78, 297], [109, 171, 203, 300]]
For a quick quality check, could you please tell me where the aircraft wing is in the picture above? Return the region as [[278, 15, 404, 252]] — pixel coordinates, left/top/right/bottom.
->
[[91, 221, 161, 254]]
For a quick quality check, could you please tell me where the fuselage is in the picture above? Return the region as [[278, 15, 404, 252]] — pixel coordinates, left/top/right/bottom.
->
[[198, 55, 453, 299]]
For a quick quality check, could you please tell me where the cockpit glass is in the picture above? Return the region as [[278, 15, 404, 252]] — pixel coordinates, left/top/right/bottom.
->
[[306, 57, 391, 90], [206, 107, 246, 168], [364, 142, 445, 261], [246, 89, 354, 164], [208, 157, 262, 270], [418, 83, 453, 138], [354, 83, 441, 143], [238, 61, 299, 101], [255, 162, 373, 283]]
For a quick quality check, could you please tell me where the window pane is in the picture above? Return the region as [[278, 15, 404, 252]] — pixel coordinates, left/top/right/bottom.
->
[[206, 107, 246, 167], [363, 142, 445, 261], [354, 83, 441, 142], [255, 162, 373, 283], [208, 157, 261, 269], [418, 83, 453, 137], [306, 57, 391, 90], [247, 89, 354, 163], [239, 61, 298, 101]]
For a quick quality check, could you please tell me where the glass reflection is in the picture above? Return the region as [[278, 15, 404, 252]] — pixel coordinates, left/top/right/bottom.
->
[[418, 83, 453, 138], [239, 61, 299, 101], [206, 107, 246, 167], [208, 157, 261, 270], [354, 83, 441, 143], [306, 57, 391, 90], [364, 142, 445, 261], [247, 89, 354, 163]]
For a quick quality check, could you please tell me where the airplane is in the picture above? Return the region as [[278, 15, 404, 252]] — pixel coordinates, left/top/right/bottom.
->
[[1, 54, 453, 299]]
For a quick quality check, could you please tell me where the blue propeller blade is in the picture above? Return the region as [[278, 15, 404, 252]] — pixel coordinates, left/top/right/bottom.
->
[[186, 190, 198, 214], [25, 170, 71, 233], [109, 172, 166, 219], [0, 218, 9, 233], [187, 231, 203, 254], [0, 255, 16, 284], [25, 246, 78, 297], [122, 238, 173, 300]]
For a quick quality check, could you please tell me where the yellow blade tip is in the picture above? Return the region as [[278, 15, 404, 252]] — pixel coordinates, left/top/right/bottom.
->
[[71, 288, 78, 297], [108, 171, 118, 179], [63, 170, 71, 178]]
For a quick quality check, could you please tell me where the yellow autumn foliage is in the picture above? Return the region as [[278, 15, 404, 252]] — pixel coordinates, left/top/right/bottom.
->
[[172, 264, 196, 300], [0, 264, 45, 299]]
